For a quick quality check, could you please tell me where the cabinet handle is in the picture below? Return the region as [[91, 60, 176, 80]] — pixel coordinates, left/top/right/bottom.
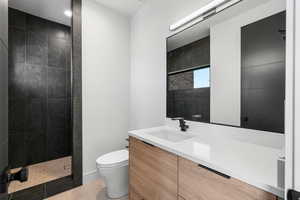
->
[[198, 164, 231, 179], [142, 141, 155, 147]]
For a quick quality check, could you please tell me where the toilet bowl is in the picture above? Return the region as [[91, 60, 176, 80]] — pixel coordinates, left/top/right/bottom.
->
[[96, 149, 128, 199]]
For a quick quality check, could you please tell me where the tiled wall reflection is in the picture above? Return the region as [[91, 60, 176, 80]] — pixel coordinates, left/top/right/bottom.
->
[[167, 37, 210, 123]]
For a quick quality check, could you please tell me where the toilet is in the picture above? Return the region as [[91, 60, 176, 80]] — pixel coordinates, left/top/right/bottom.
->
[[96, 149, 129, 199]]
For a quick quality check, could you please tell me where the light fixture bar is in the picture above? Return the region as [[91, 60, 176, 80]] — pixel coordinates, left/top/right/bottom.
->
[[170, 0, 233, 31], [216, 0, 242, 12]]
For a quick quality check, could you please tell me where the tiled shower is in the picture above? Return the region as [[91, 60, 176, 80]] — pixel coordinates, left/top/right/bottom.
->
[[8, 8, 71, 170]]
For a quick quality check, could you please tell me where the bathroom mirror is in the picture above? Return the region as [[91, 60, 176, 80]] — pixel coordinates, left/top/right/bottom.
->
[[8, 0, 74, 194], [167, 0, 286, 134]]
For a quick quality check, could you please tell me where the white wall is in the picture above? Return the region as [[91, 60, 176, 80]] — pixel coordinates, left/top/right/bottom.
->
[[285, 0, 296, 194], [82, 0, 130, 182], [210, 0, 286, 126], [130, 0, 213, 130], [210, 19, 241, 126], [294, 0, 300, 192]]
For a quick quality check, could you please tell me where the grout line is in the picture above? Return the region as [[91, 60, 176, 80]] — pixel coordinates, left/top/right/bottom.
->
[[46, 23, 49, 159]]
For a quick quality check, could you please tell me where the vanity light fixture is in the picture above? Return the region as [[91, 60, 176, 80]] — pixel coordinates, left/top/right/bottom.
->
[[64, 10, 72, 18], [169, 0, 241, 31]]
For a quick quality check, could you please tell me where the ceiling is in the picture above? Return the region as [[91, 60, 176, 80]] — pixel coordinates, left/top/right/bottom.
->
[[95, 0, 144, 16], [8, 0, 71, 26]]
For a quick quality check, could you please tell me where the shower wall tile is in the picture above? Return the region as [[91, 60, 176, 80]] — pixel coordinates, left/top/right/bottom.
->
[[9, 132, 27, 168], [9, 63, 25, 99], [47, 68, 66, 98], [26, 32, 47, 65], [8, 9, 26, 30], [24, 65, 47, 98], [66, 44, 71, 71], [26, 14, 48, 35], [47, 99, 66, 130], [48, 22, 69, 41], [66, 71, 71, 98], [25, 133, 46, 165], [8, 28, 25, 64], [9, 8, 71, 168], [26, 99, 46, 133], [9, 99, 26, 131], [0, 140, 8, 177], [46, 129, 70, 161], [48, 38, 67, 68]]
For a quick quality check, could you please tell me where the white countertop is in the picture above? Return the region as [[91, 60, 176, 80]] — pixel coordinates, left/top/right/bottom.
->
[[128, 124, 285, 198]]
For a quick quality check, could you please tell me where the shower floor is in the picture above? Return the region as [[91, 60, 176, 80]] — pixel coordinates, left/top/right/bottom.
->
[[9, 156, 72, 194]]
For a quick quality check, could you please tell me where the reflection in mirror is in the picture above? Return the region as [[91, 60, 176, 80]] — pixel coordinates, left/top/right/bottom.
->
[[167, 0, 286, 133], [8, 0, 72, 193], [167, 36, 210, 123]]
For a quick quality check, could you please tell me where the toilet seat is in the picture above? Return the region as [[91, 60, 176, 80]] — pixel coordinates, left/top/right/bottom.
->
[[96, 149, 128, 168]]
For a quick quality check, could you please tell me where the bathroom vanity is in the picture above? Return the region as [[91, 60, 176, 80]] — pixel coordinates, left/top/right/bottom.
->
[[128, 0, 286, 199], [128, 125, 284, 200]]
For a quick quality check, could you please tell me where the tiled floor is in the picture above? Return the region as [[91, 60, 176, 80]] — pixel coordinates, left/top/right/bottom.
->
[[9, 157, 72, 193], [46, 180, 128, 200]]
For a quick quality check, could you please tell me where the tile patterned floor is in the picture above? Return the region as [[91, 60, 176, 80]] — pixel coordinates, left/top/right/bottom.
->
[[9, 157, 72, 193], [46, 180, 128, 200]]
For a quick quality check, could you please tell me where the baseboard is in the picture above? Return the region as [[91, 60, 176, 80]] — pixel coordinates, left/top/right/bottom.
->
[[83, 170, 100, 184]]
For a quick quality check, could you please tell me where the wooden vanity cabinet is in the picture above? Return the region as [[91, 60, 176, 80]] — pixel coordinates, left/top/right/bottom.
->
[[129, 137, 277, 200], [178, 157, 277, 200], [129, 137, 178, 200], [130, 189, 145, 200]]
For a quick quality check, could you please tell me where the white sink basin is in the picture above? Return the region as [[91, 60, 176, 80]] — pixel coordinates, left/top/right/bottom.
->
[[146, 129, 194, 142]]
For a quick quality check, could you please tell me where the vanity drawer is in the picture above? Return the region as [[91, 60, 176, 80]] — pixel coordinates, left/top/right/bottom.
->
[[178, 157, 277, 200], [129, 137, 178, 200]]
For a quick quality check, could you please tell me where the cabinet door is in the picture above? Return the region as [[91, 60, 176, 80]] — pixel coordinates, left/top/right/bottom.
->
[[178, 157, 277, 200], [129, 137, 178, 200]]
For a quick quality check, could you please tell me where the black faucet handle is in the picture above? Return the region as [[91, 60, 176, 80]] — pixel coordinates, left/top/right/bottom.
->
[[171, 117, 189, 132]]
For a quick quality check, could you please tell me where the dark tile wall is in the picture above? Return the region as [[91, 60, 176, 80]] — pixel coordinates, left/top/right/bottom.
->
[[168, 88, 210, 122], [71, 0, 83, 186], [167, 37, 210, 123], [7, 0, 82, 198], [168, 71, 193, 91], [241, 12, 286, 133], [8, 8, 71, 168], [167, 37, 210, 72]]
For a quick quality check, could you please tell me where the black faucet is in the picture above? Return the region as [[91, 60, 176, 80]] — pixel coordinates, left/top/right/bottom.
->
[[172, 117, 189, 132]]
